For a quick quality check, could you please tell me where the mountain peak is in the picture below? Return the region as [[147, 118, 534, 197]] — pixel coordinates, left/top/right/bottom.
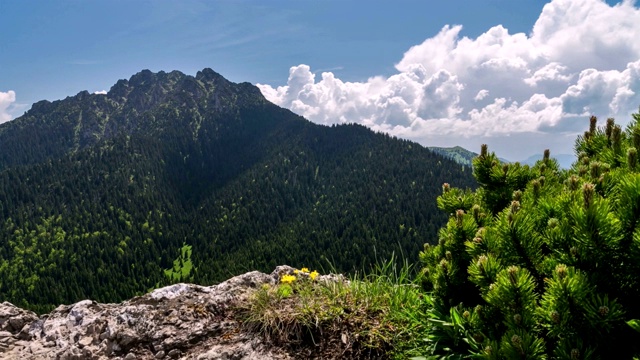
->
[[196, 67, 224, 82], [0, 68, 273, 169], [128, 68, 156, 85]]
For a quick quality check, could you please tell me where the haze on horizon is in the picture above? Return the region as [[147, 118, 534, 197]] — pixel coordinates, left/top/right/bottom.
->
[[1, 0, 639, 161]]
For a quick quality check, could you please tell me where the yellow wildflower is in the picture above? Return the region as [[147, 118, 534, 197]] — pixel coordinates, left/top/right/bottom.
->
[[293, 269, 300, 274], [301, 267, 310, 273], [310, 270, 319, 281], [281, 274, 296, 284]]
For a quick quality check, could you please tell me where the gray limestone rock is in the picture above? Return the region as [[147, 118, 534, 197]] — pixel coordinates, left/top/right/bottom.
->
[[0, 268, 325, 359], [0, 302, 38, 334]]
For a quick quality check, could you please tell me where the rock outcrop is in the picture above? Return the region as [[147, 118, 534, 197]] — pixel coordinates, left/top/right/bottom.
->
[[0, 266, 320, 360]]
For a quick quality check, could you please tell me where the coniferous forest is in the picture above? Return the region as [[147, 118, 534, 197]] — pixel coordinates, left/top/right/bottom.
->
[[0, 69, 476, 313]]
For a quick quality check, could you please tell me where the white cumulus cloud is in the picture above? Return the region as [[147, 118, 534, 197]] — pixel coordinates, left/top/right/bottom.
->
[[0, 90, 17, 124], [258, 0, 640, 161], [474, 90, 489, 102]]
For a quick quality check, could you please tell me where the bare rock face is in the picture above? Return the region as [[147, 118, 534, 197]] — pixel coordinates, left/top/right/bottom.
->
[[0, 267, 305, 359], [0, 302, 39, 334]]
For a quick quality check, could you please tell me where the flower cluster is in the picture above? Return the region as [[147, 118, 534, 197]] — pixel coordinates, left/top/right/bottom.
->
[[280, 267, 320, 284]]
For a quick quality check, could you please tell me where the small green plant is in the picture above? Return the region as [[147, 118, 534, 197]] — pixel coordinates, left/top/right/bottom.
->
[[163, 243, 194, 282]]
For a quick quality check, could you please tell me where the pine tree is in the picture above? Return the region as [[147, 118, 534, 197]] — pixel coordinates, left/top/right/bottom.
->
[[420, 112, 640, 359]]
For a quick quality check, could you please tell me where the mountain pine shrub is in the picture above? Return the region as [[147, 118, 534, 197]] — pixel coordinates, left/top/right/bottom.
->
[[419, 113, 640, 359]]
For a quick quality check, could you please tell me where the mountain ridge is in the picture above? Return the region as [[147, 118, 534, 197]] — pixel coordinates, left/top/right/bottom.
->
[[428, 146, 511, 166], [0, 68, 268, 170], [519, 152, 575, 169]]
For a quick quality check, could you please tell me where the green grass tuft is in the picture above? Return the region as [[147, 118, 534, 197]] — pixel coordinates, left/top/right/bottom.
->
[[240, 256, 434, 359]]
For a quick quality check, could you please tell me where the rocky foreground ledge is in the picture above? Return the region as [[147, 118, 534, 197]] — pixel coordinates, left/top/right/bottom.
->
[[0, 266, 337, 360]]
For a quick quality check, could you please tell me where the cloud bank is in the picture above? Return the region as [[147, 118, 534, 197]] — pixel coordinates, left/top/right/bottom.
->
[[258, 0, 640, 160], [0, 91, 17, 124]]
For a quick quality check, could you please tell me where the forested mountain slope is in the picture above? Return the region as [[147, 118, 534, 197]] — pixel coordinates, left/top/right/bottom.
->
[[428, 146, 478, 167], [0, 69, 476, 312], [429, 146, 510, 166]]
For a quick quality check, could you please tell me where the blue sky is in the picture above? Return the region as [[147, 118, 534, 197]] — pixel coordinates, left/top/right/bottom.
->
[[1, 0, 637, 160]]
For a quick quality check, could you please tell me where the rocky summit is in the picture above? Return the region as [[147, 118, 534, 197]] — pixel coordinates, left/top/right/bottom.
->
[[0, 266, 343, 360]]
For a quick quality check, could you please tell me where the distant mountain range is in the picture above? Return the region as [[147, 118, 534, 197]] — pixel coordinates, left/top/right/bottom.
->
[[428, 146, 510, 167], [0, 68, 477, 312], [429, 146, 575, 169], [519, 153, 575, 169], [428, 146, 478, 167]]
